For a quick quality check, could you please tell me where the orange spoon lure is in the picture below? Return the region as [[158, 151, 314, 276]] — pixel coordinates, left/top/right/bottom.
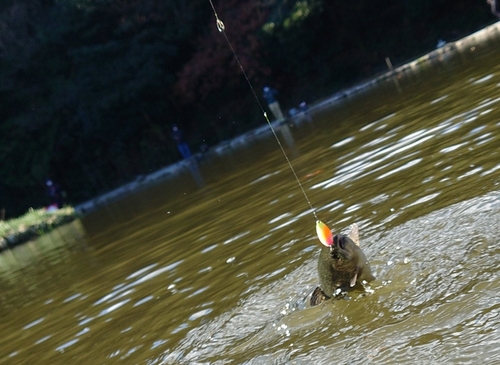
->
[[316, 220, 333, 247]]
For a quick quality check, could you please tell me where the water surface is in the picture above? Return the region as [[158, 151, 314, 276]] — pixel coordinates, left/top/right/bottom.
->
[[1, 29, 500, 364]]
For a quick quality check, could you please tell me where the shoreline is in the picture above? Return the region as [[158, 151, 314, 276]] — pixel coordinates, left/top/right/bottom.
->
[[0, 207, 77, 251], [75, 20, 500, 216], [2, 21, 499, 251]]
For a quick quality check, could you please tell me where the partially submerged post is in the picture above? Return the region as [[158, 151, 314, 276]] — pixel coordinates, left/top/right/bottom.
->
[[385, 57, 402, 94]]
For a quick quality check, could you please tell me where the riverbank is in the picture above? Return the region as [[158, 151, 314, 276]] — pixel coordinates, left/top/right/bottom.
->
[[0, 207, 77, 251], [74, 20, 500, 215], [2, 21, 499, 251]]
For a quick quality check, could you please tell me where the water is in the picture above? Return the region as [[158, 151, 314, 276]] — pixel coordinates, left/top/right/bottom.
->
[[2, 28, 500, 364]]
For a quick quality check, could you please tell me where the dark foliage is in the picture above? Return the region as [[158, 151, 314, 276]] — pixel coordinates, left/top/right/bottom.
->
[[0, 0, 493, 217]]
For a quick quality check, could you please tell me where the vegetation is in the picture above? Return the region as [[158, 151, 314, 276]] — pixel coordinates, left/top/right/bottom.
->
[[0, 0, 494, 218], [0, 207, 76, 250]]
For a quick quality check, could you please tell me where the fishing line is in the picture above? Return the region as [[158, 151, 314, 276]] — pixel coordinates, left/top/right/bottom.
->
[[207, 0, 319, 222]]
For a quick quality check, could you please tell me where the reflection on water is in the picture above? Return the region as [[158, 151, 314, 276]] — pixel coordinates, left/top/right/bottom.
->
[[1, 30, 500, 364]]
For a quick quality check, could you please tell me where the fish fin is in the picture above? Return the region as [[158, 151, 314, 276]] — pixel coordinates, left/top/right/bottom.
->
[[310, 287, 328, 306], [350, 269, 359, 287], [348, 223, 360, 246]]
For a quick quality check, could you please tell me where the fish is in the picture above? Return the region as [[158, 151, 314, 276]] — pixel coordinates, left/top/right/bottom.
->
[[311, 222, 375, 306]]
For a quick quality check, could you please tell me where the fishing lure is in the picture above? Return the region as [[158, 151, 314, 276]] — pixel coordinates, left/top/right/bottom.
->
[[316, 220, 333, 247]]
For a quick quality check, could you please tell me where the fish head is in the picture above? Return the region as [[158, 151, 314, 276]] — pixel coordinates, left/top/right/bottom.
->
[[330, 234, 358, 261]]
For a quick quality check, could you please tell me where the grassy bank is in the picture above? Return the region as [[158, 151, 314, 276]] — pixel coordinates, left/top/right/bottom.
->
[[0, 207, 77, 251]]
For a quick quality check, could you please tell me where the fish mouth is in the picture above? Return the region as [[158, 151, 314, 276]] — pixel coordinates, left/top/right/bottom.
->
[[333, 234, 346, 250], [330, 234, 351, 260]]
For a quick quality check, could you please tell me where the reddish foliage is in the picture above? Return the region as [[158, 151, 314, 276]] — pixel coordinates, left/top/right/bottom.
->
[[175, 0, 270, 104]]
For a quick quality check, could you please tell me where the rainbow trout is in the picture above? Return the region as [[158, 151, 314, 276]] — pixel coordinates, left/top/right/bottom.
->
[[311, 223, 375, 306]]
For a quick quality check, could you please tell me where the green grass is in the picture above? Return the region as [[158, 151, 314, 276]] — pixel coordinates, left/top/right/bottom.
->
[[0, 206, 76, 239]]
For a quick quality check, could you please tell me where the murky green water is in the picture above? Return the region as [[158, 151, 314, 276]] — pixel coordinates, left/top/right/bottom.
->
[[2, 29, 500, 364]]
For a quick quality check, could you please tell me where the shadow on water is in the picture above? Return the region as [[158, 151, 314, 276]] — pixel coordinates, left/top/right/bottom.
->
[[1, 26, 500, 364]]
